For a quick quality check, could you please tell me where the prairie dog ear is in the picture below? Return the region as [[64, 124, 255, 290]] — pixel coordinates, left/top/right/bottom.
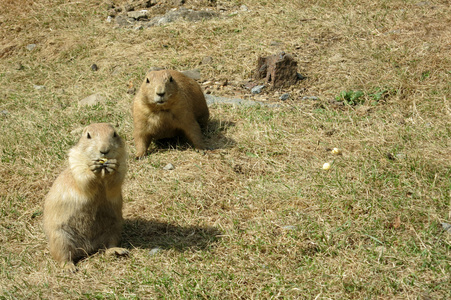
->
[[146, 78, 150, 84]]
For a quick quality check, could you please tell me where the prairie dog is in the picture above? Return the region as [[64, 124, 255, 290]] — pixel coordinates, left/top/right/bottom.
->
[[43, 123, 128, 272], [132, 69, 210, 158]]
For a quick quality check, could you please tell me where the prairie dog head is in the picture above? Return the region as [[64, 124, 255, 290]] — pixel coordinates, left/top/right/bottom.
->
[[142, 70, 176, 105], [69, 123, 126, 166]]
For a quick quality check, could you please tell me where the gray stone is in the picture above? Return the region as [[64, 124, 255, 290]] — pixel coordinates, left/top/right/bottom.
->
[[115, 15, 134, 27], [240, 5, 249, 11], [26, 44, 36, 51], [33, 85, 45, 90], [127, 10, 149, 20], [251, 85, 265, 94], [302, 96, 319, 101], [441, 223, 451, 235], [79, 94, 106, 107], [282, 225, 296, 230], [1, 110, 9, 117], [205, 94, 281, 108], [91, 63, 99, 71], [149, 247, 161, 256], [279, 93, 290, 101], [181, 69, 201, 80], [163, 163, 175, 170], [114, 7, 218, 28]]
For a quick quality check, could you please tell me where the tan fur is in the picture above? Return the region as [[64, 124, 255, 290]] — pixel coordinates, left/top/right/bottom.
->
[[43, 123, 128, 272], [132, 69, 210, 158]]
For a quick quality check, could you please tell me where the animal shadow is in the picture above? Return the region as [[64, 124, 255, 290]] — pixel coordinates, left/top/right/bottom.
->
[[205, 118, 236, 149], [151, 118, 236, 151], [122, 218, 222, 252]]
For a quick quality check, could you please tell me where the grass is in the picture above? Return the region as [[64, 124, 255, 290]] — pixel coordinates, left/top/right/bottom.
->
[[1, 0, 450, 298]]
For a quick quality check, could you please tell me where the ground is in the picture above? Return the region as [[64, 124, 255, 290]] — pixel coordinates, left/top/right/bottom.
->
[[0, 0, 450, 299]]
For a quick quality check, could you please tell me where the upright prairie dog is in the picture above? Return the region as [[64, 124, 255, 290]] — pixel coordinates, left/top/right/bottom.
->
[[43, 123, 128, 272], [132, 69, 210, 158]]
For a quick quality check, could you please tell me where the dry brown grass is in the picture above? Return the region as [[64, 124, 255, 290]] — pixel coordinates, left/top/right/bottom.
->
[[1, 0, 450, 299]]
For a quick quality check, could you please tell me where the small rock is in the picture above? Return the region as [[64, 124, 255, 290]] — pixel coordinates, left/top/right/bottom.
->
[[251, 85, 265, 94], [106, 16, 113, 23], [282, 225, 296, 230], [26, 44, 36, 51], [148, 66, 164, 72], [163, 163, 175, 170], [127, 87, 136, 95], [133, 25, 143, 30], [279, 93, 290, 101], [205, 94, 281, 108], [127, 10, 149, 20], [149, 247, 161, 256], [181, 69, 201, 81], [240, 5, 249, 11], [297, 73, 306, 80], [33, 85, 45, 90], [441, 223, 451, 235], [91, 63, 99, 71], [1, 110, 9, 117], [79, 94, 106, 107], [301, 96, 319, 101]]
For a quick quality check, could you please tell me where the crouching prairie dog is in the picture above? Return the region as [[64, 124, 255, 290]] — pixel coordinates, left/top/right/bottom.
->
[[43, 123, 128, 272], [132, 69, 210, 158]]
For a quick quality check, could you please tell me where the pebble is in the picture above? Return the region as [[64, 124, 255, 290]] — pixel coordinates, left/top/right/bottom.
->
[[302, 96, 319, 101], [90, 63, 99, 71], [1, 110, 9, 117], [322, 162, 331, 170], [33, 85, 45, 90], [127, 10, 149, 20], [279, 93, 290, 101], [163, 163, 175, 170], [240, 5, 249, 11], [297, 73, 306, 80], [26, 44, 36, 51], [441, 223, 451, 235], [282, 225, 296, 230], [251, 85, 265, 94], [181, 69, 201, 81], [205, 94, 281, 108], [149, 247, 161, 256]]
